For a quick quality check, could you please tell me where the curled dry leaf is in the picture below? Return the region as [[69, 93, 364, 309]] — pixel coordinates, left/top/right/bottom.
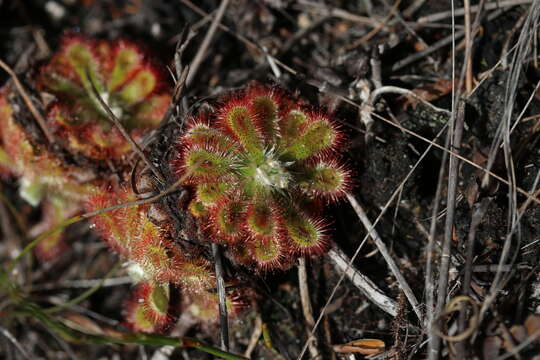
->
[[525, 314, 540, 339], [332, 338, 385, 355]]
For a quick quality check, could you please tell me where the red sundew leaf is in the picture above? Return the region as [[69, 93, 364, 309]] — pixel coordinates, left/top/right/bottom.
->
[[87, 187, 141, 256], [184, 291, 243, 323], [283, 211, 329, 256], [181, 117, 234, 151], [40, 35, 103, 94], [107, 41, 145, 92], [209, 197, 247, 244], [218, 98, 265, 162], [129, 93, 170, 128], [195, 181, 231, 205], [123, 281, 172, 334], [31, 195, 81, 261], [246, 84, 282, 143], [188, 199, 208, 218], [228, 244, 256, 268], [130, 223, 179, 283], [177, 142, 236, 183], [0, 92, 19, 176], [248, 235, 285, 271], [173, 258, 215, 293], [0, 95, 80, 195], [297, 159, 352, 203], [278, 108, 309, 146]]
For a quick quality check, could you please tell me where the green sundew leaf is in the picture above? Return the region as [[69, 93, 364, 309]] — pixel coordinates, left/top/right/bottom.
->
[[185, 123, 233, 150], [19, 178, 46, 207], [298, 162, 347, 196], [252, 95, 278, 142], [0, 147, 11, 172], [118, 70, 156, 105], [129, 94, 170, 129], [34, 196, 69, 260], [251, 236, 281, 265], [188, 200, 208, 218], [133, 305, 155, 331], [150, 283, 170, 315], [65, 42, 105, 94], [225, 106, 264, 163], [43, 74, 87, 101], [184, 147, 233, 180], [279, 109, 308, 143], [282, 119, 336, 161], [108, 47, 141, 91], [196, 182, 229, 205], [284, 212, 323, 250]]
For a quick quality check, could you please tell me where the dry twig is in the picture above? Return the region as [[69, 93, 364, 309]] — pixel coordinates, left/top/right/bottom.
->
[[298, 258, 321, 359], [186, 0, 230, 87], [0, 59, 55, 144], [327, 248, 398, 316], [346, 194, 423, 322]]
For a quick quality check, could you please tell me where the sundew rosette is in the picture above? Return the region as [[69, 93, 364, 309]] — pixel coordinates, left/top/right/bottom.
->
[[173, 83, 352, 271], [38, 34, 170, 162]]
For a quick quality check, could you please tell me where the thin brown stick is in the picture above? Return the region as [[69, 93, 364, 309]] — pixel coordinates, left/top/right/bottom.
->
[[0, 326, 32, 360], [186, 0, 230, 87], [327, 248, 398, 316], [428, 9, 460, 356], [211, 243, 229, 352], [343, 0, 402, 51], [244, 315, 262, 358], [494, 328, 540, 360], [431, 89, 467, 359], [403, 0, 428, 17], [82, 175, 186, 220], [0, 59, 55, 144], [457, 198, 491, 356], [464, 0, 473, 94], [295, 1, 382, 27], [425, 130, 450, 334], [346, 194, 423, 322], [501, 12, 529, 68], [417, 0, 534, 23]]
